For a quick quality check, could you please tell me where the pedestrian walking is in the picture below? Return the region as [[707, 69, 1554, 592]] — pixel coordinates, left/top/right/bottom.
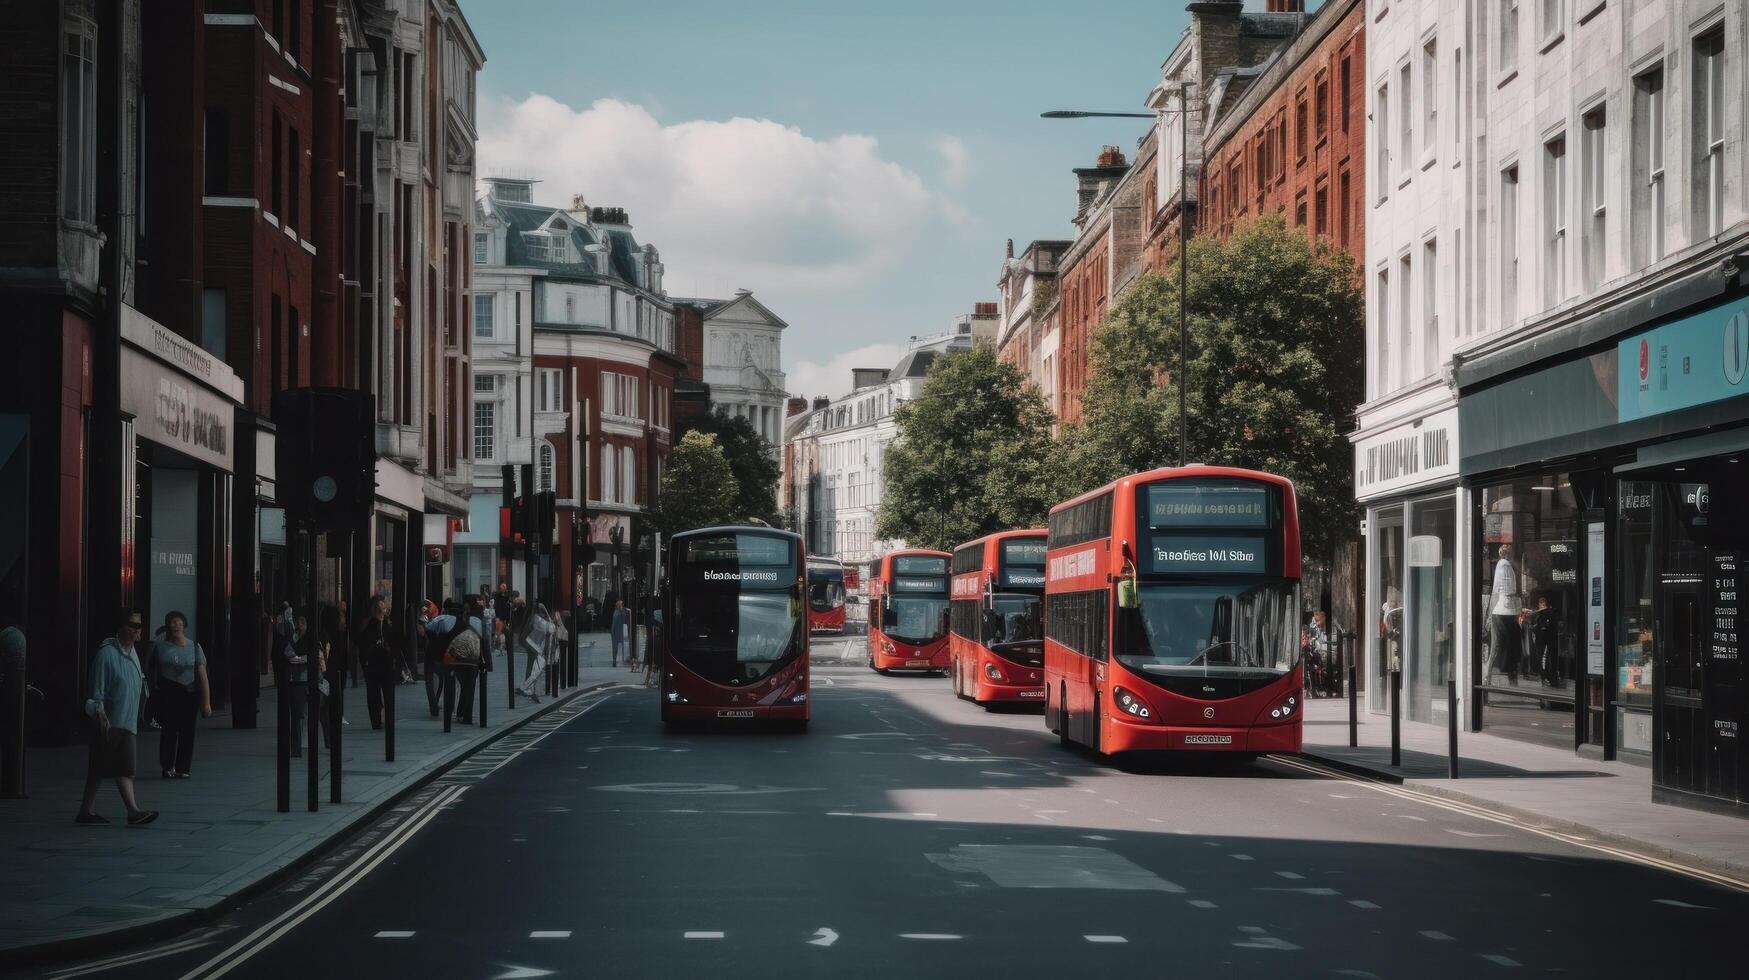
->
[[445, 598, 489, 723], [277, 613, 317, 757], [610, 598, 628, 668], [357, 596, 395, 729], [76, 609, 157, 826], [1488, 544, 1522, 684], [320, 604, 351, 728], [424, 599, 462, 717], [1529, 594, 1562, 688], [601, 588, 619, 631], [518, 602, 562, 701], [151, 611, 211, 779]]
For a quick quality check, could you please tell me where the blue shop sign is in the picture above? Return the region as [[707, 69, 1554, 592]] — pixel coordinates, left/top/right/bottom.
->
[[1618, 294, 1749, 422]]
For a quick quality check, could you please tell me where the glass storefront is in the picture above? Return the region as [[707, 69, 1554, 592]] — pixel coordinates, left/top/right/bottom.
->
[[1616, 481, 1656, 754], [1474, 475, 1583, 750], [1365, 493, 1459, 721]]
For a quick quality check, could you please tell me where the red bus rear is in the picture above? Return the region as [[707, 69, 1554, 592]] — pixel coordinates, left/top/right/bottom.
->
[[866, 549, 951, 674], [807, 557, 847, 634], [1044, 467, 1303, 757], [949, 530, 1047, 706], [662, 526, 809, 727]]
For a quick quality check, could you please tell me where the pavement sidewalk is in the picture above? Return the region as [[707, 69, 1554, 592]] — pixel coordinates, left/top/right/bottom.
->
[[0, 631, 643, 962], [1296, 695, 1749, 881]]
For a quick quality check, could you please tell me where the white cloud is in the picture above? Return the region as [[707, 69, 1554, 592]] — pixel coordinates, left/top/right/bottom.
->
[[786, 343, 909, 402], [933, 135, 970, 187], [477, 96, 940, 293]]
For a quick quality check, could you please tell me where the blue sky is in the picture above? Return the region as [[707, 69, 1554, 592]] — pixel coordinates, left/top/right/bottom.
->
[[463, 0, 1193, 399]]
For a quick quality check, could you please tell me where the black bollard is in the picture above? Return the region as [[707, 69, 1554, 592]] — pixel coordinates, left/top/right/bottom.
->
[[1346, 633, 1358, 749], [329, 667, 342, 804], [276, 670, 290, 813], [443, 666, 454, 733], [1389, 666, 1402, 768], [478, 668, 489, 728], [1448, 675, 1460, 779]]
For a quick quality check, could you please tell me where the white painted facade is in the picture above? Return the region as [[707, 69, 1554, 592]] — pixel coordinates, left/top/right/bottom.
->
[[695, 291, 789, 455]]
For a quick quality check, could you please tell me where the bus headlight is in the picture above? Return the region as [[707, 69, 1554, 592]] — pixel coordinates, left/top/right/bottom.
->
[[1113, 686, 1154, 721], [1267, 693, 1298, 720], [983, 661, 1006, 683], [665, 691, 687, 704]]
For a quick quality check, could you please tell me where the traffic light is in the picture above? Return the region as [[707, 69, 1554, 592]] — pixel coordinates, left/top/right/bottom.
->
[[273, 387, 375, 531]]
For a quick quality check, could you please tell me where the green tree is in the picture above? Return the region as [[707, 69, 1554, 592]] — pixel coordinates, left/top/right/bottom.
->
[[676, 408, 782, 525], [1065, 213, 1364, 560], [651, 430, 740, 536], [875, 344, 1060, 551]]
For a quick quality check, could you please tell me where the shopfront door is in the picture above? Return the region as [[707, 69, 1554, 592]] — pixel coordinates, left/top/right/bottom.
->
[[1655, 574, 1704, 795]]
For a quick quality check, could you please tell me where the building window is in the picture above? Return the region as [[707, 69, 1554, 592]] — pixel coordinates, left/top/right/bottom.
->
[[473, 293, 494, 340], [1315, 182, 1329, 238], [600, 372, 642, 421], [61, 16, 97, 223], [1581, 107, 1606, 290], [1294, 191, 1308, 228], [473, 401, 495, 462], [1315, 73, 1329, 138], [1692, 28, 1725, 241], [1340, 56, 1353, 133], [1539, 0, 1561, 46], [1543, 134, 1567, 308], [564, 294, 575, 323], [600, 444, 615, 502], [287, 128, 301, 230], [1338, 169, 1352, 248], [474, 232, 488, 266], [1375, 267, 1390, 396], [1499, 0, 1520, 76], [1375, 82, 1390, 202], [1295, 96, 1309, 162], [1421, 40, 1437, 159], [1500, 164, 1520, 327], [524, 233, 549, 263], [1452, 47, 1464, 159], [622, 446, 637, 505], [1422, 237, 1438, 377], [537, 367, 563, 413], [270, 110, 282, 218], [537, 442, 554, 492], [1397, 253, 1412, 383], [474, 372, 495, 394], [1397, 62, 1413, 179], [1632, 66, 1665, 268]]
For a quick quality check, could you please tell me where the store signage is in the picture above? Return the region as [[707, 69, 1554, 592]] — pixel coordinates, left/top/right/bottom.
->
[[1708, 553, 1740, 746], [1352, 407, 1459, 501], [1586, 523, 1605, 675], [119, 346, 235, 471], [1618, 295, 1749, 422]]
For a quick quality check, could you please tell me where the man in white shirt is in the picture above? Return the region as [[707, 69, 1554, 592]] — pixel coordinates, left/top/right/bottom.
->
[[1489, 544, 1522, 684]]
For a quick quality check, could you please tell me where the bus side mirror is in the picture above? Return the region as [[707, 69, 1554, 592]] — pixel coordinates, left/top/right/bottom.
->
[[1117, 576, 1139, 610]]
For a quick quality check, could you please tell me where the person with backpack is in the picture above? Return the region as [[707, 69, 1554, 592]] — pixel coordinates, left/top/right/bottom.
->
[[518, 602, 563, 702], [426, 599, 486, 724]]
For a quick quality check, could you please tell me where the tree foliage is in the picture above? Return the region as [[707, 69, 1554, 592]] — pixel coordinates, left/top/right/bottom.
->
[[651, 431, 739, 536], [676, 408, 782, 525], [1062, 213, 1365, 560], [875, 345, 1060, 551]]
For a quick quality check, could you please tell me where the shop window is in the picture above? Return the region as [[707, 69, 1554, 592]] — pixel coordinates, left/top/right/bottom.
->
[[1406, 497, 1457, 724], [1615, 481, 1655, 751], [1476, 476, 1582, 750], [1370, 506, 1405, 715]]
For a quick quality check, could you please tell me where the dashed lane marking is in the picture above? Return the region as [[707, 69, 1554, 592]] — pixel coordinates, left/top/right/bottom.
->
[[1230, 854, 1254, 861], [1275, 871, 1304, 879], [1653, 899, 1713, 909], [374, 931, 416, 939], [1480, 954, 1522, 968], [1188, 900, 1219, 909], [899, 934, 962, 941], [1349, 900, 1381, 910], [1084, 935, 1128, 944], [529, 931, 571, 939], [684, 931, 725, 939], [1420, 931, 1455, 941]]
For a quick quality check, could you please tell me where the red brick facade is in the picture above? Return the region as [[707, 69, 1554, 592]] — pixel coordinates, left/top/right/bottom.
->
[[1198, 0, 1366, 264]]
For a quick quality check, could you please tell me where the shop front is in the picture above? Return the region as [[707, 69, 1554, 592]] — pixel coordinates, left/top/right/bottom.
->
[[1353, 401, 1466, 725], [118, 306, 243, 703], [1458, 282, 1748, 813]]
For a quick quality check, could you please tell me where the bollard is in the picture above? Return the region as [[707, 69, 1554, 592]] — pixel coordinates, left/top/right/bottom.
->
[[329, 663, 343, 805], [276, 667, 291, 813], [478, 667, 489, 728], [443, 665, 454, 733], [1345, 632, 1358, 749], [1448, 675, 1460, 779], [384, 660, 396, 763], [1389, 666, 1402, 768]]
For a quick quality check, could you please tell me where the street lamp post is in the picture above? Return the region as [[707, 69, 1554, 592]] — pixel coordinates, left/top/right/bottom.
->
[[1043, 91, 1196, 467]]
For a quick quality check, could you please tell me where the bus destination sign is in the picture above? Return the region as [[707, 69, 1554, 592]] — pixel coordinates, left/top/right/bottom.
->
[[1001, 539, 1047, 588], [684, 533, 793, 566], [892, 576, 948, 594], [1145, 534, 1267, 574], [1147, 484, 1270, 529], [893, 555, 948, 575]]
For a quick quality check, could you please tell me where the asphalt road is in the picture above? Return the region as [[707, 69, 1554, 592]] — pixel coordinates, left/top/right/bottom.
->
[[38, 637, 1748, 979]]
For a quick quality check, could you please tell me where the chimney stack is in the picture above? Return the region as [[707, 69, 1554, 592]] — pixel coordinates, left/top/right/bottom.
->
[[787, 397, 808, 418], [811, 396, 831, 412], [1096, 145, 1127, 168], [1005, 238, 1015, 259]]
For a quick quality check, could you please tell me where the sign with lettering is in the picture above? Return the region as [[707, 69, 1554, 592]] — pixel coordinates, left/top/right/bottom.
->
[[684, 533, 793, 567], [1146, 484, 1269, 528], [119, 347, 235, 471], [999, 538, 1047, 588], [1352, 406, 1460, 501], [1144, 534, 1266, 574], [893, 555, 947, 575], [1618, 294, 1749, 422], [1586, 523, 1605, 675], [892, 575, 947, 594]]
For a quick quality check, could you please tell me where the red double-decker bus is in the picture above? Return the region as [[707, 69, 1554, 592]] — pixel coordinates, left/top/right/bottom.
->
[[948, 530, 1047, 706], [1044, 467, 1303, 757], [662, 526, 809, 727], [866, 549, 951, 674], [806, 557, 847, 634]]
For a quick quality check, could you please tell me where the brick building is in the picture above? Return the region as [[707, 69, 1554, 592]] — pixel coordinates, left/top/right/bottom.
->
[[1054, 145, 1149, 424], [994, 239, 1070, 421], [1196, 0, 1365, 262]]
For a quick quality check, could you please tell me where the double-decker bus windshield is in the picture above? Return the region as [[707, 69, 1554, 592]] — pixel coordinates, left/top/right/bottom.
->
[[672, 533, 802, 686], [807, 567, 844, 612], [885, 555, 948, 643], [1114, 579, 1299, 678], [985, 593, 1043, 665]]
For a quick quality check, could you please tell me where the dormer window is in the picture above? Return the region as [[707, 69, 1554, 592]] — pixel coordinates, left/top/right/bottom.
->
[[525, 219, 573, 264]]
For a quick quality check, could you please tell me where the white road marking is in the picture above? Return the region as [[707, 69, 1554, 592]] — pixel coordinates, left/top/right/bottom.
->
[[1276, 871, 1304, 879], [529, 931, 570, 939], [1260, 887, 1341, 896], [684, 931, 724, 939], [1230, 854, 1255, 861], [808, 927, 839, 947], [1443, 829, 1504, 838], [1480, 954, 1521, 967], [827, 811, 855, 816], [43, 939, 215, 979], [1349, 900, 1381, 910], [1188, 900, 1219, 909], [493, 967, 556, 979], [900, 934, 962, 941], [1083, 834, 1114, 841], [911, 812, 938, 817], [1420, 931, 1455, 941], [1084, 935, 1128, 943], [1396, 814, 1428, 822], [1653, 899, 1712, 909], [374, 931, 416, 939]]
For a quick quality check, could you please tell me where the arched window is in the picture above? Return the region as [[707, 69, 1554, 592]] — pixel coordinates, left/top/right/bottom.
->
[[600, 444, 615, 503], [537, 442, 555, 492], [621, 446, 637, 505]]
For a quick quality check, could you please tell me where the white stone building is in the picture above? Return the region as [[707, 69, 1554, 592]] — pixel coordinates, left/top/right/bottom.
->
[[1360, 0, 1749, 793], [678, 291, 789, 456]]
